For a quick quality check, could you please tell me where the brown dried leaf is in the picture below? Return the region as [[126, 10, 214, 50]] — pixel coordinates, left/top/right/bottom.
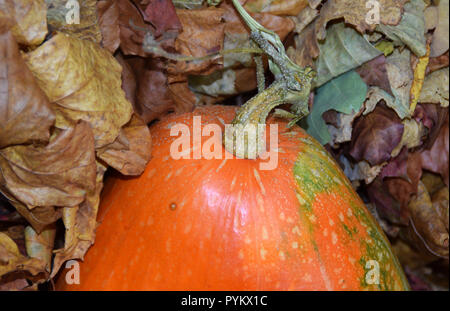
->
[[350, 103, 404, 166], [413, 103, 448, 148], [46, 0, 102, 44], [426, 51, 449, 75], [97, 0, 120, 53], [10, 203, 61, 234], [0, 232, 47, 282], [0, 0, 47, 46], [315, 0, 408, 41], [0, 121, 97, 210], [127, 56, 179, 123], [0, 19, 54, 149], [97, 114, 152, 176], [24, 32, 134, 148], [132, 0, 181, 37], [170, 7, 225, 75], [367, 176, 406, 224], [51, 161, 107, 278], [167, 74, 197, 115], [420, 113, 449, 186], [289, 20, 319, 68], [356, 55, 393, 96], [408, 181, 449, 258]]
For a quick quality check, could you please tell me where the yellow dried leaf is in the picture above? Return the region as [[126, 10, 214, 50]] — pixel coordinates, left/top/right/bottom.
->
[[24, 33, 134, 148], [410, 43, 430, 114], [0, 232, 47, 281], [46, 0, 102, 44], [0, 0, 47, 46]]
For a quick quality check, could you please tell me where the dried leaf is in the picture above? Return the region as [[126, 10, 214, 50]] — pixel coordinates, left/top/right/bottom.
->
[[0, 0, 47, 46], [420, 113, 449, 186], [385, 48, 414, 119], [24, 225, 56, 271], [391, 118, 426, 157], [418, 67, 449, 107], [97, 114, 152, 176], [11, 203, 61, 233], [410, 42, 430, 113], [303, 70, 367, 145], [413, 103, 448, 148], [0, 232, 46, 283], [290, 4, 318, 34], [0, 121, 97, 209], [133, 0, 182, 37], [127, 56, 179, 123], [0, 19, 54, 149], [46, 0, 102, 43], [289, 20, 319, 68], [244, 0, 309, 16], [170, 7, 225, 75], [408, 181, 449, 258], [349, 103, 404, 166], [314, 22, 382, 87], [426, 51, 449, 75], [51, 161, 107, 278], [429, 0, 449, 57], [367, 176, 405, 224], [315, 0, 408, 41], [376, 0, 427, 57], [97, 0, 120, 53], [356, 54, 393, 96], [24, 32, 134, 148], [340, 155, 385, 185]]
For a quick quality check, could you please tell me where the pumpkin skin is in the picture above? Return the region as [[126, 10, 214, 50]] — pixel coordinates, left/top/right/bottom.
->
[[56, 105, 409, 291]]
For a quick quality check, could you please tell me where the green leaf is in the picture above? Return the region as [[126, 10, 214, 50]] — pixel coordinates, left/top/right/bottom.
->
[[376, 0, 427, 57], [302, 70, 367, 144], [314, 23, 382, 87]]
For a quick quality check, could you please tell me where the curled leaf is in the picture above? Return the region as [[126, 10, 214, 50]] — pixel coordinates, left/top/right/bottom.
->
[[24, 225, 56, 272], [315, 0, 408, 41], [97, 114, 152, 176], [376, 0, 427, 57], [0, 19, 54, 149], [350, 103, 404, 166], [0, 232, 47, 284], [51, 161, 107, 278], [408, 181, 449, 258], [24, 32, 134, 148], [418, 67, 449, 107], [0, 0, 47, 46], [0, 121, 97, 209]]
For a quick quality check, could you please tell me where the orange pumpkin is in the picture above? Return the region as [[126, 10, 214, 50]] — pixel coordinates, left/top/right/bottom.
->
[[56, 105, 409, 290]]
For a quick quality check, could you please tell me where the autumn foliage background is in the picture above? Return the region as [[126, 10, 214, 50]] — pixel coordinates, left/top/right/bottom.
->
[[0, 0, 448, 290]]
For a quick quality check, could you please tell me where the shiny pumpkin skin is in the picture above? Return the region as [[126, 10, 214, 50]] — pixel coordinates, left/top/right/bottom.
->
[[57, 105, 409, 291]]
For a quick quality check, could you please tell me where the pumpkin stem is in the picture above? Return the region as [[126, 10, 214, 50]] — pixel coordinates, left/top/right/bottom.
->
[[225, 0, 316, 159]]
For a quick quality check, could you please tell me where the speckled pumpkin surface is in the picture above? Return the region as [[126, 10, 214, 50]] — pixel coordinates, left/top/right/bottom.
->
[[56, 105, 409, 291]]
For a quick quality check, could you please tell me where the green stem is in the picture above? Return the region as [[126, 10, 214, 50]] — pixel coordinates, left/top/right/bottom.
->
[[223, 82, 287, 159]]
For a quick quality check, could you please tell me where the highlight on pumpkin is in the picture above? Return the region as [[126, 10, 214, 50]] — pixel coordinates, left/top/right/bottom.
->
[[1, 0, 448, 293]]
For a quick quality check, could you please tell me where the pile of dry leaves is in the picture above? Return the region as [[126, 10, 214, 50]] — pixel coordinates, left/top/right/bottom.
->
[[0, 0, 448, 290]]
